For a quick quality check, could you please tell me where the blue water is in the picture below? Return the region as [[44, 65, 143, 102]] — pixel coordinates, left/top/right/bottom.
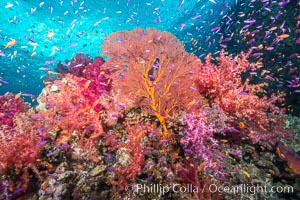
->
[[0, 0, 299, 113]]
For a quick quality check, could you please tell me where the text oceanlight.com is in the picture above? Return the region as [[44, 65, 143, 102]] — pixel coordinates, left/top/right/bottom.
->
[[127, 183, 294, 196]]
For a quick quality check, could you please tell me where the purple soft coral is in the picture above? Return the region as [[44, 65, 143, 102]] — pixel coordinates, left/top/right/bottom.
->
[[181, 111, 225, 178]]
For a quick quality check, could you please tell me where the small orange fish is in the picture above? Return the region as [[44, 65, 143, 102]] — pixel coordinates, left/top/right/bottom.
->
[[198, 161, 207, 172], [277, 34, 289, 39], [9, 184, 13, 192], [260, 146, 265, 151], [261, 69, 270, 75], [31, 52, 36, 57], [186, 99, 196, 107], [47, 31, 55, 39], [15, 92, 22, 99], [84, 80, 91, 89], [268, 169, 276, 175], [4, 39, 17, 48], [41, 180, 49, 190], [269, 26, 277, 31], [276, 147, 285, 159], [220, 139, 228, 143], [89, 155, 100, 163], [42, 161, 54, 170], [238, 122, 245, 129]]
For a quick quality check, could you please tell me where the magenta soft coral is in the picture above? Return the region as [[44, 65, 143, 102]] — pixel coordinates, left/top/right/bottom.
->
[[0, 92, 29, 128], [80, 56, 112, 110], [83, 56, 106, 79], [53, 54, 111, 112]]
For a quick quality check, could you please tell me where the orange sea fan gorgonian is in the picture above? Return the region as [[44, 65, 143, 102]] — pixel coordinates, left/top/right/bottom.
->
[[101, 28, 203, 137]]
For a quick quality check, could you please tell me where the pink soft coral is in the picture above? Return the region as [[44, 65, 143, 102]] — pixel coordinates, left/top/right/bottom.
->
[[195, 50, 288, 143], [181, 111, 225, 178]]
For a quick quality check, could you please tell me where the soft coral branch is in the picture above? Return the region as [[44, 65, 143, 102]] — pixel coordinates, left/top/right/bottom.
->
[[195, 50, 287, 142]]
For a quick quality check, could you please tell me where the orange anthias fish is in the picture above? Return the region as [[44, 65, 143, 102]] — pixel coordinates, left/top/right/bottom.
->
[[198, 161, 208, 172], [238, 122, 245, 129], [4, 39, 17, 48], [89, 155, 100, 163], [15, 92, 22, 99], [268, 26, 277, 31], [47, 31, 55, 39], [277, 34, 289, 39]]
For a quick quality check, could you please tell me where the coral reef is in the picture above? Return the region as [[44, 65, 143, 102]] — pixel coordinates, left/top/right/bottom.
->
[[0, 29, 298, 199]]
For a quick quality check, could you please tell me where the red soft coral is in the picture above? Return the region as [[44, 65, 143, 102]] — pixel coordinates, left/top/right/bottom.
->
[[0, 110, 45, 197], [37, 74, 104, 148], [195, 50, 287, 143], [0, 111, 43, 176]]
